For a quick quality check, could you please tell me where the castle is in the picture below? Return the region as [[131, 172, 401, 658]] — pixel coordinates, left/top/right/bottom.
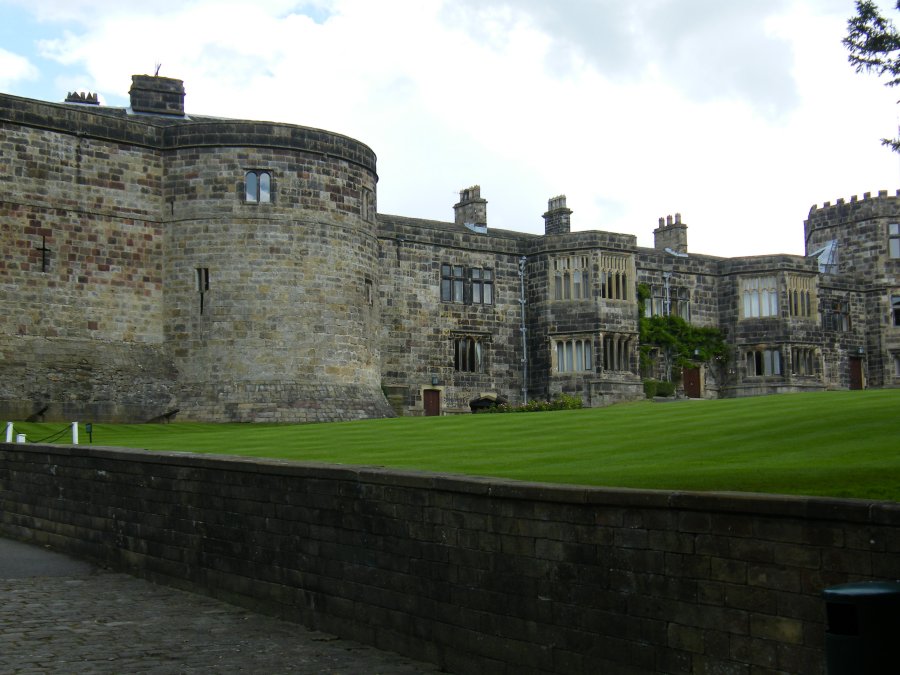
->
[[1, 76, 898, 423]]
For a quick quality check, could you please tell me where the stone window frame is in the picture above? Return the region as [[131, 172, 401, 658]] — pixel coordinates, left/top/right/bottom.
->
[[740, 276, 779, 319], [889, 223, 900, 259], [244, 170, 273, 204], [362, 188, 375, 222], [645, 284, 691, 321], [790, 346, 818, 376], [893, 352, 900, 378], [552, 335, 594, 374], [745, 347, 782, 377], [601, 333, 635, 373], [787, 274, 815, 319], [553, 255, 591, 301], [599, 253, 629, 301], [196, 267, 210, 314], [470, 267, 494, 305], [441, 264, 465, 303], [440, 263, 494, 305], [823, 297, 851, 332], [453, 333, 489, 373]]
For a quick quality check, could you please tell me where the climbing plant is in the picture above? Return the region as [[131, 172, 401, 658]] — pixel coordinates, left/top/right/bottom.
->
[[637, 283, 728, 381]]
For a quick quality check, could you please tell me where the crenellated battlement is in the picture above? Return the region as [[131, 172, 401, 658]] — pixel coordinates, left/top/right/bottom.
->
[[808, 189, 900, 215]]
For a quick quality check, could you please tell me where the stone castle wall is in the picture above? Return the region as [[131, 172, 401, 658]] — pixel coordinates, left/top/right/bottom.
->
[[2, 78, 899, 422], [0, 84, 393, 423], [163, 134, 390, 422], [377, 215, 528, 414], [0, 96, 172, 421]]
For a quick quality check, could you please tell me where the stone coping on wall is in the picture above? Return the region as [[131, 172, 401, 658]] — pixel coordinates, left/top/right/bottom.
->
[[9, 442, 897, 525]]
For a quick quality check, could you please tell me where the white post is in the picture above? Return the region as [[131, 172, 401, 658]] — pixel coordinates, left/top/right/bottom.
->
[[71, 422, 78, 445], [15, 434, 25, 444], [5, 422, 12, 443]]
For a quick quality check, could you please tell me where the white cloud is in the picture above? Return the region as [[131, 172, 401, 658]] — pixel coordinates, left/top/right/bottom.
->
[[0, 47, 38, 90], [6, 0, 900, 257]]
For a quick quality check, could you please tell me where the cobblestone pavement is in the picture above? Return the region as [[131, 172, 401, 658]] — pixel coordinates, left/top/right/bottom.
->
[[0, 538, 442, 674]]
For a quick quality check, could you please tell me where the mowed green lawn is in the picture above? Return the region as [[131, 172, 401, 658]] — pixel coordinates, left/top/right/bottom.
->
[[9, 390, 900, 501]]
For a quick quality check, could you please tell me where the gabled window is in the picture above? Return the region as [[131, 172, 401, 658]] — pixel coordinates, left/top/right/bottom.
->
[[553, 337, 593, 373], [245, 170, 272, 203], [741, 277, 779, 318], [889, 223, 900, 259]]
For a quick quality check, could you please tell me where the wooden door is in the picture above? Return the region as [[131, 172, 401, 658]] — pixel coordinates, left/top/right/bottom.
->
[[423, 389, 441, 416], [682, 367, 701, 398], [849, 357, 863, 390]]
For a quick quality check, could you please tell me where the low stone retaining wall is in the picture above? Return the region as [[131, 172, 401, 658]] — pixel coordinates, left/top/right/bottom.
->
[[1, 442, 898, 674]]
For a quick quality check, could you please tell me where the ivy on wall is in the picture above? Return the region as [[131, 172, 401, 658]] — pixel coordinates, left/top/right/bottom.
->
[[637, 283, 728, 382]]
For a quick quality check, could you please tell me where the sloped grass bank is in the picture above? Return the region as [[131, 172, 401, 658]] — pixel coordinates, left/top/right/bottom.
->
[[10, 390, 900, 501]]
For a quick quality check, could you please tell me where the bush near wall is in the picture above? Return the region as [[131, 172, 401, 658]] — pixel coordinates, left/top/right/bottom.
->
[[477, 394, 583, 413], [643, 379, 676, 398]]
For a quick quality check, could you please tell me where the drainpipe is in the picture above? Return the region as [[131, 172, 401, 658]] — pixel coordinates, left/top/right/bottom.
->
[[518, 256, 528, 404]]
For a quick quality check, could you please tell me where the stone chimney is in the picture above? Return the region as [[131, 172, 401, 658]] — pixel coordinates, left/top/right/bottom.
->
[[454, 186, 487, 231], [653, 213, 688, 254], [129, 75, 185, 116], [64, 91, 100, 105], [543, 195, 572, 235]]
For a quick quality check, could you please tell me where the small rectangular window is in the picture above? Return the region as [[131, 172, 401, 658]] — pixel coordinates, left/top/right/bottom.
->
[[889, 223, 900, 259], [196, 267, 210, 314], [892, 295, 900, 327]]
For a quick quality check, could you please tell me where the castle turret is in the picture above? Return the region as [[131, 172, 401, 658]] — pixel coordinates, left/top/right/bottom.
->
[[129, 75, 185, 116], [454, 186, 487, 230], [654, 213, 688, 254], [543, 195, 572, 235]]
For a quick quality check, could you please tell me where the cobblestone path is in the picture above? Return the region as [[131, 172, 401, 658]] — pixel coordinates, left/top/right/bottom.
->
[[0, 539, 442, 674]]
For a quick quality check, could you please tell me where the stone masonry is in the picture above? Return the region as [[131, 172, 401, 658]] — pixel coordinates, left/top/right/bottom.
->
[[1, 75, 898, 421]]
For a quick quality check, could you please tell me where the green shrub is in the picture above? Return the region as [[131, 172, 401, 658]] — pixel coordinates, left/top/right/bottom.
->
[[643, 379, 658, 399], [655, 381, 676, 397], [478, 393, 583, 414]]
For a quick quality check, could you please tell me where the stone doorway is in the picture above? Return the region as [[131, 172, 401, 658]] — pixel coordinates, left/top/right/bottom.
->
[[849, 357, 864, 390], [682, 367, 702, 398], [423, 389, 441, 416]]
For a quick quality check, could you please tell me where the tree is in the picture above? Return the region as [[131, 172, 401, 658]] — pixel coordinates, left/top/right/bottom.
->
[[844, 1, 900, 151]]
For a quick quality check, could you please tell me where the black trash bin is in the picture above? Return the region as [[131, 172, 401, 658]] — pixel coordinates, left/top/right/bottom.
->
[[823, 580, 900, 674]]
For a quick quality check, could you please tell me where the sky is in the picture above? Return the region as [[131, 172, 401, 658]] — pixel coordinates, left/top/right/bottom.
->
[[1, 0, 899, 258]]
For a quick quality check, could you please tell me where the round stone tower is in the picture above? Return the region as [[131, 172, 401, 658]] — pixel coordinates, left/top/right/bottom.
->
[[162, 110, 392, 422]]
